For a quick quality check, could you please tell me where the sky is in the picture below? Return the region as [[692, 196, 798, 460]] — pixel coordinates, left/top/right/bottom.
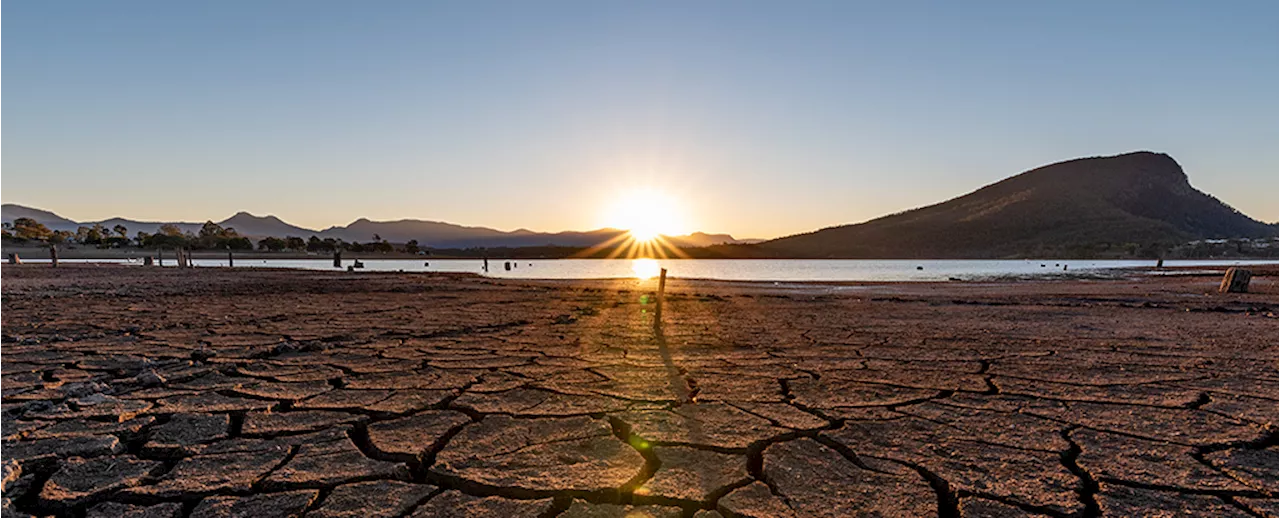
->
[[4, 1, 1277, 239]]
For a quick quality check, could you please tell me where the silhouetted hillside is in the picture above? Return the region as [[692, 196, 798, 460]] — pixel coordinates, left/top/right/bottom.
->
[[0, 205, 751, 247], [762, 152, 1277, 258]]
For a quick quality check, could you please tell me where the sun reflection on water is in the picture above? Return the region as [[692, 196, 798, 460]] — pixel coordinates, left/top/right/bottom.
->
[[631, 258, 661, 280]]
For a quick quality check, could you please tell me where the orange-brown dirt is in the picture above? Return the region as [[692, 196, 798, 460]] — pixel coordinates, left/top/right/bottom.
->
[[1, 264, 1276, 517]]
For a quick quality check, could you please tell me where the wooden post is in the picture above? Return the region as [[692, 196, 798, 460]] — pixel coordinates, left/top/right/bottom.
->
[[1156, 258, 1164, 269], [157, 249, 163, 267], [1219, 267, 1252, 293], [227, 250, 234, 268], [143, 256, 153, 266], [7, 253, 19, 264], [654, 268, 667, 331], [333, 251, 342, 268], [49, 246, 58, 268]]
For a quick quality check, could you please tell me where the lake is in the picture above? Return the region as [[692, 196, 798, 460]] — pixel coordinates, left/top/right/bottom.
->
[[24, 257, 1275, 282]]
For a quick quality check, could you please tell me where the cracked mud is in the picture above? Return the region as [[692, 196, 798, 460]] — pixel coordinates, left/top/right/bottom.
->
[[1, 265, 1276, 517]]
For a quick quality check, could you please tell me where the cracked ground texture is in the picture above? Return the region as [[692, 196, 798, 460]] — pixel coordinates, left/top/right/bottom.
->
[[1, 264, 1276, 518]]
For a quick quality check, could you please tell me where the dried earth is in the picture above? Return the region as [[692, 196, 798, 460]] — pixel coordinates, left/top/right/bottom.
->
[[1, 264, 1276, 517]]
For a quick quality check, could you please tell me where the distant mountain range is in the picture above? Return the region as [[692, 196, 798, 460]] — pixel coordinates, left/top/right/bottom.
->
[[758, 151, 1276, 258], [0, 205, 758, 249], [4, 151, 1274, 257]]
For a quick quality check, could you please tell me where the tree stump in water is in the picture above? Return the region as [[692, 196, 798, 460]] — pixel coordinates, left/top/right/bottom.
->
[[1219, 267, 1252, 293]]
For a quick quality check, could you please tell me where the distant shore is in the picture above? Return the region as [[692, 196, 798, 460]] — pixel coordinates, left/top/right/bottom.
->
[[2, 244, 1275, 263]]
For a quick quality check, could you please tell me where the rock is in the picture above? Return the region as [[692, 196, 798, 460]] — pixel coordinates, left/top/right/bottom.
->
[[295, 389, 392, 410], [136, 370, 166, 388], [190, 490, 320, 518], [959, 497, 1040, 517], [432, 415, 645, 494], [241, 410, 366, 435], [559, 500, 684, 517], [1203, 446, 1278, 495], [366, 410, 471, 460], [0, 461, 19, 493], [1219, 267, 1252, 293], [453, 388, 629, 416], [826, 417, 1081, 513], [785, 378, 937, 412], [639, 447, 748, 501], [1, 498, 32, 518], [1236, 497, 1280, 518], [123, 449, 290, 498], [230, 380, 332, 400], [760, 438, 936, 517], [1074, 429, 1251, 492], [0, 414, 48, 441], [261, 435, 409, 490], [1096, 482, 1252, 517], [143, 413, 229, 457], [39, 455, 164, 509], [25, 397, 152, 422], [155, 393, 277, 413], [86, 502, 183, 518], [409, 490, 554, 517], [717, 481, 798, 518], [307, 480, 435, 518], [619, 403, 792, 449], [27, 416, 154, 440], [5, 435, 123, 468]]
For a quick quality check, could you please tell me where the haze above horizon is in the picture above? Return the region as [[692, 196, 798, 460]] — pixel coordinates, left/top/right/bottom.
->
[[4, 1, 1277, 239]]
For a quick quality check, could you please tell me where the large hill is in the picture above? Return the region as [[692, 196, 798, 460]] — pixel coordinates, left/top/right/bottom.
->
[[760, 151, 1276, 258]]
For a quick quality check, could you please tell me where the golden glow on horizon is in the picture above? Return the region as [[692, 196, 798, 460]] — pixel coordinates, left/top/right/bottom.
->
[[577, 187, 693, 267], [602, 188, 688, 242]]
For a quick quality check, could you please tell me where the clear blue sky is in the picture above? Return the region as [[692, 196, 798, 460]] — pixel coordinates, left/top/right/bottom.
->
[[4, 1, 1276, 238]]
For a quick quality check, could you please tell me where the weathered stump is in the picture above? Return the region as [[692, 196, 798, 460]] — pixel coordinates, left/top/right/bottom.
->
[[49, 247, 58, 268], [1219, 267, 1252, 293], [333, 251, 342, 268], [654, 268, 667, 331], [7, 253, 19, 264], [143, 256, 154, 266], [227, 251, 234, 268]]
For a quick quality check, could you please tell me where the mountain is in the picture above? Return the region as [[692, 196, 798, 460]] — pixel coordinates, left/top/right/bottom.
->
[[760, 151, 1277, 258], [318, 221, 745, 248], [218, 212, 313, 238], [1, 204, 78, 231], [0, 204, 752, 248]]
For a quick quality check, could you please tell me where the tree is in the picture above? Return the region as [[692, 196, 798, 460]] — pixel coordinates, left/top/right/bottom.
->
[[404, 239, 420, 254], [285, 236, 306, 251], [48, 230, 73, 246], [257, 237, 287, 251], [226, 237, 253, 250], [158, 224, 183, 237], [373, 234, 382, 242], [12, 218, 52, 242], [113, 224, 128, 238]]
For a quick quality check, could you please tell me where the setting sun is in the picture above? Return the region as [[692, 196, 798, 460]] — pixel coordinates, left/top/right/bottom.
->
[[603, 188, 688, 242]]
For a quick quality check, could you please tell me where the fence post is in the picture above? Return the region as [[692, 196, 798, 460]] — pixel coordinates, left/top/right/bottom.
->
[[654, 268, 667, 331]]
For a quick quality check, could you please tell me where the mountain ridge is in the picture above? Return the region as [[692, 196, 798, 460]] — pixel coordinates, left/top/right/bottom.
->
[[0, 204, 751, 248], [758, 151, 1276, 258]]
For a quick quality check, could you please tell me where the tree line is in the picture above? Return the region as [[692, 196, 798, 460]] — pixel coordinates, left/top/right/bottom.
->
[[1, 218, 425, 254]]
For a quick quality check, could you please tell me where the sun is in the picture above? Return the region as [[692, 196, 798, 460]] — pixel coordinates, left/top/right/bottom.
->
[[603, 188, 687, 242]]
